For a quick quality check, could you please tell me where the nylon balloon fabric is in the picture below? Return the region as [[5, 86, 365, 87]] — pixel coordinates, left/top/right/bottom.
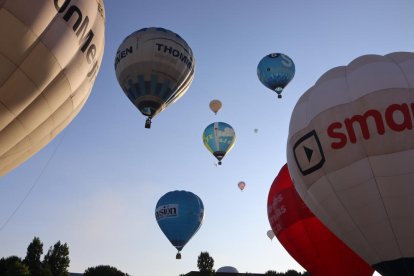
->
[[115, 27, 195, 128], [155, 190, 204, 258], [0, 0, 105, 175], [267, 164, 373, 276], [287, 52, 414, 276]]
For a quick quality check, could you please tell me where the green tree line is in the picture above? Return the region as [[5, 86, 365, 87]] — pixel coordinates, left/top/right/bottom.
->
[[0, 237, 129, 276], [192, 251, 310, 276]]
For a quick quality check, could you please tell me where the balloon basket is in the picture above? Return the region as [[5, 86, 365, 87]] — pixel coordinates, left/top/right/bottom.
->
[[218, 161, 222, 165], [145, 118, 152, 129], [176, 252, 181, 259], [277, 94, 282, 99]]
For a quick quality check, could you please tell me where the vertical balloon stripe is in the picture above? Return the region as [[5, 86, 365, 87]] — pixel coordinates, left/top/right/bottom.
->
[[150, 74, 158, 96], [214, 122, 220, 151], [159, 80, 171, 101]]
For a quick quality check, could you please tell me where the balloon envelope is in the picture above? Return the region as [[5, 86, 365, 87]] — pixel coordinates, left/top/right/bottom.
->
[[209, 99, 222, 115], [155, 190, 204, 258], [268, 164, 373, 276], [266, 230, 275, 240], [238, 181, 246, 191], [0, 0, 105, 175], [287, 52, 414, 275], [257, 53, 295, 98], [202, 122, 236, 165], [217, 266, 239, 273], [115, 27, 195, 128]]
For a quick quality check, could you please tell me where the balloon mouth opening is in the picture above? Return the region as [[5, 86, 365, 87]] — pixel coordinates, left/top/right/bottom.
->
[[137, 100, 162, 117], [214, 152, 225, 164], [176, 252, 181, 259]]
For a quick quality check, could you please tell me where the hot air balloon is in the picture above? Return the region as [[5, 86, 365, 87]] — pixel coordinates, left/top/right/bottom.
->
[[115, 27, 195, 129], [209, 99, 222, 115], [238, 181, 246, 191], [257, 53, 295, 98], [217, 266, 239, 273], [155, 190, 204, 259], [268, 164, 373, 276], [202, 122, 236, 165], [0, 0, 105, 176], [287, 52, 414, 276], [266, 229, 275, 240]]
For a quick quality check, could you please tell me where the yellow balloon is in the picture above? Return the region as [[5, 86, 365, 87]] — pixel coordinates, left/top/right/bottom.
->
[[0, 0, 106, 175], [209, 99, 222, 115]]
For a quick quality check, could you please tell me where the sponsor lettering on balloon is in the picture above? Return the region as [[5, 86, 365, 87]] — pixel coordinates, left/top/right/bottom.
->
[[327, 102, 414, 149], [155, 204, 179, 220], [268, 194, 287, 233], [53, 0, 102, 79], [114, 46, 133, 70], [155, 43, 193, 70]]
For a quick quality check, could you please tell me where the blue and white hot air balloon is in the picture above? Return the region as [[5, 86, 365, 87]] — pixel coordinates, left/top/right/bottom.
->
[[155, 190, 204, 259], [202, 122, 236, 165], [115, 27, 195, 128], [257, 53, 295, 98]]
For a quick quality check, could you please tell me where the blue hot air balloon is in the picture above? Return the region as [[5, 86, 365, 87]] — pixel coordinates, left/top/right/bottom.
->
[[202, 122, 236, 165], [155, 190, 204, 259], [257, 53, 295, 98]]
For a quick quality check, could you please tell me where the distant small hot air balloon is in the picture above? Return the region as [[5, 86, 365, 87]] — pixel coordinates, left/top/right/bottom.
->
[[238, 181, 246, 191], [266, 230, 275, 240], [257, 53, 295, 98], [115, 27, 195, 128], [209, 99, 222, 115], [268, 164, 373, 276], [0, 0, 105, 175], [202, 122, 236, 165], [155, 190, 204, 259]]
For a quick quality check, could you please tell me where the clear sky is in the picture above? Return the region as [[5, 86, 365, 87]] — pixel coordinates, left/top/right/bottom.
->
[[1, 1, 413, 275]]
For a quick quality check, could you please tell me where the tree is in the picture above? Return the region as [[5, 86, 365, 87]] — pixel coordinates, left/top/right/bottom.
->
[[197, 251, 214, 274], [0, 256, 30, 276], [285, 270, 302, 276], [43, 241, 70, 276], [265, 271, 282, 275], [24, 236, 43, 276], [84, 265, 129, 276]]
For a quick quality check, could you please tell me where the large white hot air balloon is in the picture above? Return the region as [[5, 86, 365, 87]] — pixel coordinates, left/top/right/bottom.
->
[[0, 0, 105, 175], [115, 27, 195, 128], [287, 52, 414, 276]]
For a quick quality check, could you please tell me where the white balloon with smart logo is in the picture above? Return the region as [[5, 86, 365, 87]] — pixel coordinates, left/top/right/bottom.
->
[[287, 52, 414, 276]]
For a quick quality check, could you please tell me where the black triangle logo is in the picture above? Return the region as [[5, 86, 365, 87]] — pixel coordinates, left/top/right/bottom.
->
[[304, 146, 313, 162]]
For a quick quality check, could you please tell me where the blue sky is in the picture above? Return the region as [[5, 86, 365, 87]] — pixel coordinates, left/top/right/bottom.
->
[[1, 1, 413, 275]]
